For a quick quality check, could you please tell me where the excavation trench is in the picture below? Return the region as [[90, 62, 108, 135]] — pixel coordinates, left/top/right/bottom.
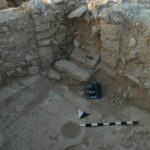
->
[[0, 0, 150, 150], [0, 0, 149, 109]]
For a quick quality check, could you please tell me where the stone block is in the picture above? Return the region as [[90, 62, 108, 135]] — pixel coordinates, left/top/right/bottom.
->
[[28, 66, 40, 75], [70, 48, 100, 69], [101, 31, 121, 41], [55, 33, 66, 44], [101, 51, 119, 68], [35, 24, 50, 32], [36, 30, 56, 40], [38, 39, 51, 46], [48, 69, 61, 81], [100, 22, 122, 39], [100, 22, 122, 34], [68, 5, 87, 18], [101, 39, 120, 52], [55, 60, 91, 82], [33, 15, 51, 25]]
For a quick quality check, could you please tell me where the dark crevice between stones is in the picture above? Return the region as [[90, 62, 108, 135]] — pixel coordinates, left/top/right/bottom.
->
[[6, 0, 28, 7]]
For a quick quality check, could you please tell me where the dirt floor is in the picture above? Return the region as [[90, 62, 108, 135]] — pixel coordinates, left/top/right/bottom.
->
[[0, 73, 150, 150]]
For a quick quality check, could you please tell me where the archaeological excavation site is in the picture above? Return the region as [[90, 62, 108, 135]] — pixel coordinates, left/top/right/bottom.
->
[[0, 0, 150, 149]]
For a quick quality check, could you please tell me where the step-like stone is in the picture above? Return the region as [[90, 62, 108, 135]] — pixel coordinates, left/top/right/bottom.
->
[[55, 60, 91, 82], [70, 48, 100, 69]]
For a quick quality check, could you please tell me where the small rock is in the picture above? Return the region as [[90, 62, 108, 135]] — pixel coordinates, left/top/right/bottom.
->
[[48, 69, 61, 81], [123, 92, 129, 98], [25, 54, 34, 62], [16, 68, 27, 77], [38, 39, 51, 46], [117, 88, 122, 94], [68, 5, 87, 19], [78, 91, 84, 96], [28, 66, 40, 75], [92, 25, 100, 37], [73, 39, 80, 48], [128, 37, 136, 48], [2, 26, 8, 32], [49, 132, 59, 141]]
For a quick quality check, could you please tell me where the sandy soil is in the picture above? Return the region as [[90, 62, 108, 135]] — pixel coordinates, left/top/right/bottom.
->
[[0, 73, 150, 150]]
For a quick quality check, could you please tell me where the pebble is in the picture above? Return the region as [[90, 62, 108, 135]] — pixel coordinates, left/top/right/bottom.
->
[[128, 37, 136, 48]]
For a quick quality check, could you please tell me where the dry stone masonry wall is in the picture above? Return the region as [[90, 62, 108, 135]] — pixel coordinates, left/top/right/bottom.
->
[[67, 0, 150, 108], [0, 0, 73, 84], [0, 8, 38, 79]]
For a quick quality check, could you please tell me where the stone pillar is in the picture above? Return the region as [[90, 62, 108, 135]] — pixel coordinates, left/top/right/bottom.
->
[[100, 21, 123, 69]]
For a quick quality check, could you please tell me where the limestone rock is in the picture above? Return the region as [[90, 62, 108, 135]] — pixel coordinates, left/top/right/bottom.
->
[[101, 39, 120, 52], [99, 8, 111, 23], [73, 37, 80, 48], [128, 37, 137, 48], [92, 25, 100, 37], [38, 39, 51, 46], [48, 69, 61, 81], [70, 48, 100, 69], [100, 22, 122, 40], [55, 60, 91, 82], [68, 5, 87, 19], [28, 66, 40, 75]]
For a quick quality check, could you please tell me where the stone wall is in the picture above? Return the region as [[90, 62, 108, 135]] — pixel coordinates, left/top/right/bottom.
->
[[0, 8, 39, 83], [97, 2, 150, 107], [0, 0, 73, 84], [67, 0, 150, 108], [0, 0, 8, 9]]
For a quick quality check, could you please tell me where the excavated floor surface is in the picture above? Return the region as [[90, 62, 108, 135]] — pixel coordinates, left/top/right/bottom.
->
[[0, 73, 150, 150]]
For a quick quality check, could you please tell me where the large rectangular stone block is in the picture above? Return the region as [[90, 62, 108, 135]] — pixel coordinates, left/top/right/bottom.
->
[[55, 60, 91, 82]]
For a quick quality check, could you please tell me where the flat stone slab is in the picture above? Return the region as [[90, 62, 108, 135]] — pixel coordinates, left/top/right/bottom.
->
[[55, 60, 91, 82], [70, 48, 100, 69], [68, 5, 87, 19]]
